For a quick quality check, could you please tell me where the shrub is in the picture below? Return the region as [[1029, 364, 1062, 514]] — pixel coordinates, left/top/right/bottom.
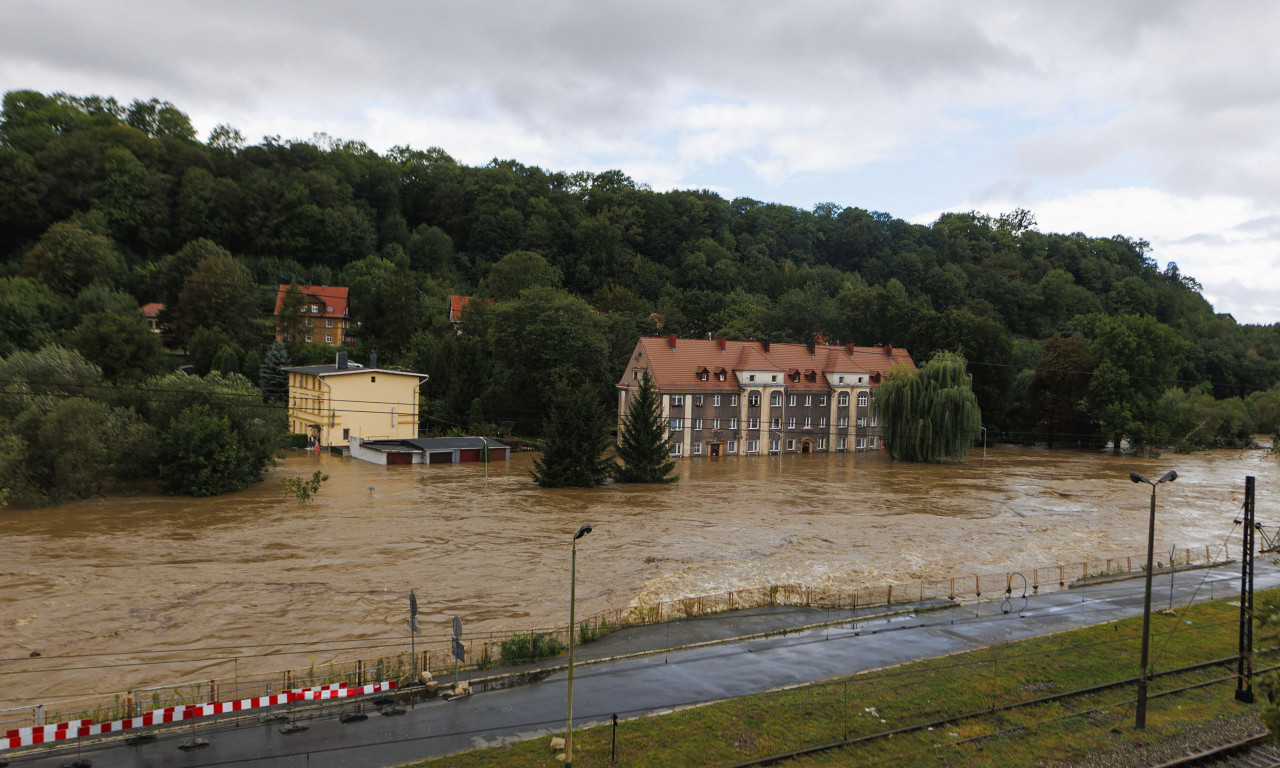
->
[[498, 632, 565, 666]]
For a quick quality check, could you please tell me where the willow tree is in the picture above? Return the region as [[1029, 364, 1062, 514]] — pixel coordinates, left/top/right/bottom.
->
[[873, 351, 982, 463]]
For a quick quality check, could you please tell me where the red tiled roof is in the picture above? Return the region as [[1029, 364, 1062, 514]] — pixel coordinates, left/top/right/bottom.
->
[[449, 295, 472, 323], [274, 285, 349, 318], [618, 337, 915, 392], [140, 302, 164, 318]]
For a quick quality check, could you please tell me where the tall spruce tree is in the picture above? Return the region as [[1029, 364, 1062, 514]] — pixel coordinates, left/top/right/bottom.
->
[[259, 340, 290, 403], [531, 377, 615, 488], [873, 351, 982, 463], [615, 369, 677, 483]]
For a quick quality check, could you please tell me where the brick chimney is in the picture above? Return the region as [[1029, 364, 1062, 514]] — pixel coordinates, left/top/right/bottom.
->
[[668, 334, 678, 349], [715, 337, 726, 351], [761, 339, 770, 353], [336, 352, 348, 370], [369, 353, 378, 369]]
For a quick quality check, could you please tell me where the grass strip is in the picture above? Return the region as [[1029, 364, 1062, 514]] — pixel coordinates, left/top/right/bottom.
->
[[403, 592, 1275, 767]]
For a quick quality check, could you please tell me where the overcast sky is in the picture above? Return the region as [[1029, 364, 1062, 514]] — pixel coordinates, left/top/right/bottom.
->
[[4, 1, 1280, 323]]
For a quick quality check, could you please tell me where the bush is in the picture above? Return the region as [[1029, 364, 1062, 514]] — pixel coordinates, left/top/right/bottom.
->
[[498, 632, 565, 666], [285, 433, 310, 449]]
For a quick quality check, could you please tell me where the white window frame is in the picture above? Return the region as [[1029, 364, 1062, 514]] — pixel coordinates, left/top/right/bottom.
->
[[803, 416, 811, 429], [856, 437, 867, 450], [694, 395, 704, 407], [692, 442, 702, 455], [670, 418, 684, 431], [712, 395, 721, 407], [693, 418, 703, 431], [837, 437, 847, 451], [770, 392, 782, 407], [817, 438, 826, 450], [749, 418, 759, 430], [787, 416, 796, 429], [305, 334, 312, 342], [786, 439, 795, 451], [326, 318, 334, 328], [746, 440, 759, 454], [670, 394, 684, 407], [857, 416, 867, 427], [749, 393, 761, 407], [727, 440, 737, 454], [730, 395, 738, 406], [838, 416, 848, 428], [729, 417, 739, 429], [712, 418, 720, 429], [804, 395, 812, 406], [325, 334, 333, 343], [770, 417, 781, 430], [869, 437, 878, 448], [838, 392, 849, 407], [858, 391, 869, 407], [671, 442, 683, 456], [769, 439, 780, 453], [819, 416, 827, 428], [788, 394, 797, 406], [819, 395, 827, 406]]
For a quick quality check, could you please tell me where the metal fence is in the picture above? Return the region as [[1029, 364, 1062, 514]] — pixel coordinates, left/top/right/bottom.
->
[[16, 541, 1228, 727]]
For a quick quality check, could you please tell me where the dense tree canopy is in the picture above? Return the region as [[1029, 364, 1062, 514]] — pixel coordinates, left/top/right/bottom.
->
[[2, 87, 1280, 485]]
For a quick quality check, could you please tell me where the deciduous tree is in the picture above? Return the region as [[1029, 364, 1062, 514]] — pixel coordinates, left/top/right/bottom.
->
[[874, 351, 982, 463]]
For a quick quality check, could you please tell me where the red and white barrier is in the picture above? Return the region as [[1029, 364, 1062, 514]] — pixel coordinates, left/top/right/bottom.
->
[[2, 680, 396, 751]]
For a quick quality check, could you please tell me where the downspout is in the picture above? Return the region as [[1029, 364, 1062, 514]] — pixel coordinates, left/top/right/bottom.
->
[[415, 375, 430, 437], [319, 376, 334, 449]]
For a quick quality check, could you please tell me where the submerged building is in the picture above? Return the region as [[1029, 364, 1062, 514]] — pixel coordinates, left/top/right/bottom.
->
[[616, 336, 914, 458]]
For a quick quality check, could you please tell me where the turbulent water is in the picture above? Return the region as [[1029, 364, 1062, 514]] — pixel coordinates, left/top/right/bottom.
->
[[2, 444, 1276, 711]]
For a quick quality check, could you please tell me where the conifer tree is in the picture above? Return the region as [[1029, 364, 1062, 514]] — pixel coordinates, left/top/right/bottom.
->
[[259, 340, 290, 403], [615, 369, 677, 483], [532, 377, 615, 487], [873, 351, 982, 463]]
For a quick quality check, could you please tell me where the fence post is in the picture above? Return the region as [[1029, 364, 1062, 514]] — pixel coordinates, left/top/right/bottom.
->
[[975, 575, 981, 598], [886, 585, 892, 606], [1059, 565, 1065, 587], [210, 680, 218, 702]]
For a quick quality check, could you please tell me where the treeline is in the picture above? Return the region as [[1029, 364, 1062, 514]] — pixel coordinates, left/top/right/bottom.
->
[[2, 89, 1280, 501]]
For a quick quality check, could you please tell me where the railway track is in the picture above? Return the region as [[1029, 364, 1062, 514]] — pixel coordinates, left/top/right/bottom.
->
[[726, 657, 1278, 768]]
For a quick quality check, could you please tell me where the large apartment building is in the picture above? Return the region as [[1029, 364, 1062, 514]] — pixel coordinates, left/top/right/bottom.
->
[[617, 336, 914, 458]]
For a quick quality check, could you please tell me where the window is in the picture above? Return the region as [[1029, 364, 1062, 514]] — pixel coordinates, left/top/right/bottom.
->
[[804, 395, 811, 407], [787, 416, 796, 429], [326, 319, 334, 328], [837, 438, 847, 451], [819, 416, 827, 428], [769, 439, 780, 452], [311, 305, 319, 313], [748, 374, 756, 382], [771, 375, 778, 382], [718, 371, 726, 381], [325, 334, 333, 343], [632, 371, 638, 379], [770, 392, 782, 407], [817, 438, 826, 450], [693, 418, 703, 431], [749, 393, 760, 407], [729, 417, 739, 429], [305, 334, 312, 342], [870, 414, 877, 427], [819, 395, 827, 406], [730, 395, 738, 406], [670, 395, 684, 407], [342, 428, 350, 440], [803, 417, 811, 429], [670, 418, 683, 431], [770, 417, 781, 430], [671, 442, 683, 456], [838, 416, 848, 428], [693, 442, 702, 455], [371, 375, 376, 382], [748, 418, 760, 430], [712, 395, 721, 407], [694, 395, 704, 407], [857, 416, 867, 427], [858, 392, 869, 407], [712, 418, 720, 429], [838, 392, 849, 407], [857, 437, 866, 450], [786, 439, 795, 451], [838, 375, 845, 383], [699, 371, 708, 381], [788, 394, 796, 406], [305, 318, 313, 327], [869, 437, 878, 448], [727, 441, 737, 454], [746, 440, 759, 454]]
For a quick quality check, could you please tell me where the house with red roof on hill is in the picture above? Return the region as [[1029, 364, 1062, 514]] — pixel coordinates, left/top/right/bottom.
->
[[274, 284, 356, 347], [616, 336, 915, 458]]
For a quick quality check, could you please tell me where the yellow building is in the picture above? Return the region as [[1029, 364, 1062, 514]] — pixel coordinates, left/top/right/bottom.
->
[[285, 354, 428, 448]]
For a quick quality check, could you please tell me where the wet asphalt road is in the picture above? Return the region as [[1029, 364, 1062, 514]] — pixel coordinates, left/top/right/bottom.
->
[[8, 560, 1277, 768]]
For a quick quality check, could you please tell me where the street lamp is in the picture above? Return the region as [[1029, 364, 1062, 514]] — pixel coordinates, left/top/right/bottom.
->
[[565, 523, 592, 767], [1130, 469, 1176, 730]]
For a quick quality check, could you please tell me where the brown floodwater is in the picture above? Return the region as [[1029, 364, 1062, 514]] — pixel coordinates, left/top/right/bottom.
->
[[2, 444, 1276, 712]]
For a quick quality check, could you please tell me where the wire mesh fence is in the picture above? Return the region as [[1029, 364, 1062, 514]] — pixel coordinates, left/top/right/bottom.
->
[[18, 541, 1229, 726]]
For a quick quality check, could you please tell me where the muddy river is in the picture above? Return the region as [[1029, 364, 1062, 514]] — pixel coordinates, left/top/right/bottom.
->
[[2, 445, 1277, 712]]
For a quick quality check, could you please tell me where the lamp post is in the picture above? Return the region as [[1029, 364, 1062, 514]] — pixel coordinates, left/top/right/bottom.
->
[[565, 523, 592, 767], [1130, 470, 1176, 730]]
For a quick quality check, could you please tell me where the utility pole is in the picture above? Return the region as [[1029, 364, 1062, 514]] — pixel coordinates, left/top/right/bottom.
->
[[1236, 476, 1255, 703]]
